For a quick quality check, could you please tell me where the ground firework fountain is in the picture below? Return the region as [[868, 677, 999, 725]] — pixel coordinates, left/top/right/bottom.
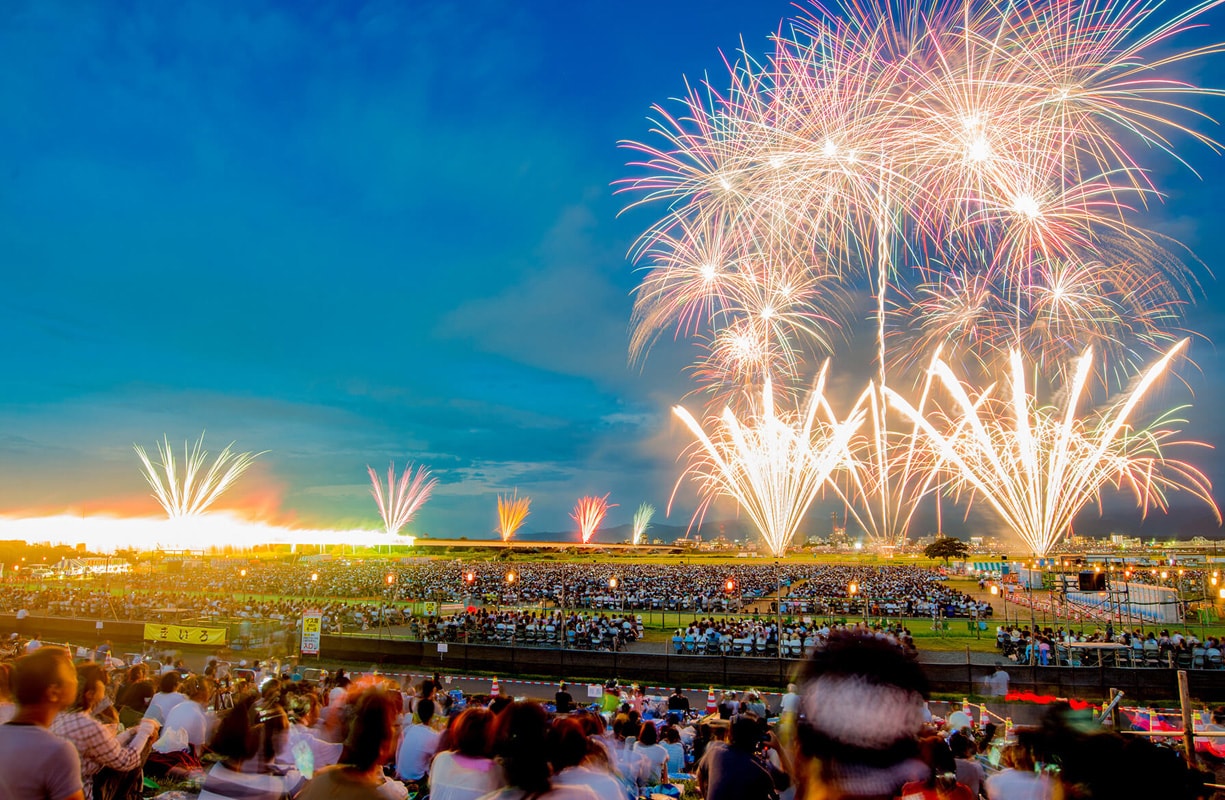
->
[[368, 462, 436, 539], [497, 491, 531, 543], [134, 432, 263, 519]]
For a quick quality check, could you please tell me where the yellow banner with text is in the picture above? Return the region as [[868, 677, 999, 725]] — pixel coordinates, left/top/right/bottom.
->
[[143, 623, 227, 645]]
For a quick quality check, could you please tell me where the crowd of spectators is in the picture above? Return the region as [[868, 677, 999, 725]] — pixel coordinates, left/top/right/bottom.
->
[[1, 630, 1215, 800], [1, 560, 988, 624], [996, 622, 1225, 669]]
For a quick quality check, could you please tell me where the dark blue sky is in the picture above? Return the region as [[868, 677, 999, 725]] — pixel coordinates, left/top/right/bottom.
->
[[2, 0, 1224, 542]]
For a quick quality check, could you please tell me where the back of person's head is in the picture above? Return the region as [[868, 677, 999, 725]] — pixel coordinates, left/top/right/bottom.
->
[[342, 689, 398, 773], [489, 695, 512, 715], [451, 706, 495, 758], [663, 725, 680, 744], [547, 716, 591, 772], [576, 709, 605, 737], [417, 697, 435, 725], [127, 664, 147, 683], [948, 731, 976, 759], [181, 675, 212, 703], [13, 647, 75, 706], [493, 702, 552, 795], [0, 662, 12, 702], [211, 695, 260, 763], [916, 736, 957, 787], [1054, 731, 1207, 799], [730, 713, 761, 751], [793, 630, 930, 797], [72, 662, 107, 711], [1000, 742, 1034, 772], [158, 671, 181, 694], [639, 721, 659, 746]]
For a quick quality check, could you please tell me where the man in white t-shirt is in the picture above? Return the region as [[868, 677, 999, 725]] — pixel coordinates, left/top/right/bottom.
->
[[396, 699, 441, 782], [25, 633, 43, 653]]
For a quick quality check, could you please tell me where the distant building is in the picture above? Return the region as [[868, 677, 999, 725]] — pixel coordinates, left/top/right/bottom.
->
[[53, 557, 131, 576]]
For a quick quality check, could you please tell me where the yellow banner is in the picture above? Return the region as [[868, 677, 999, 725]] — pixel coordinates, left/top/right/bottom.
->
[[143, 623, 227, 646]]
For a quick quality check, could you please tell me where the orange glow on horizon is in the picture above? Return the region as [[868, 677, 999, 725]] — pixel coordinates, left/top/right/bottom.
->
[[0, 510, 410, 552]]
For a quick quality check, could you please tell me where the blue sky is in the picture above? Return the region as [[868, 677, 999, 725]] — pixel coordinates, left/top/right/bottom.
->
[[2, 0, 1225, 542]]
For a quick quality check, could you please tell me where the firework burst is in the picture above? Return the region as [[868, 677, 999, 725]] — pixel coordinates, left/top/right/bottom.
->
[[368, 462, 437, 537], [672, 364, 866, 557], [496, 491, 531, 543], [135, 432, 264, 519], [572, 495, 616, 544], [886, 340, 1219, 557], [621, 0, 1224, 399], [631, 503, 655, 545]]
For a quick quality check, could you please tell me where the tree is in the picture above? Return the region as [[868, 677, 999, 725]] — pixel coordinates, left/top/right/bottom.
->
[[924, 537, 970, 565]]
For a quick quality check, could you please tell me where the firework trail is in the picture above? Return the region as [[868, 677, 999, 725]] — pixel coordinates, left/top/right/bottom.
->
[[837, 371, 946, 548], [672, 363, 867, 557], [135, 433, 264, 519], [886, 340, 1219, 557], [572, 495, 617, 544], [368, 462, 437, 537], [631, 503, 655, 545], [496, 491, 531, 543]]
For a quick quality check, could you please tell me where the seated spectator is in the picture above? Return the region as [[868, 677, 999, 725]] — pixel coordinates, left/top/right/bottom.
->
[[397, 697, 442, 783], [548, 716, 625, 800], [298, 689, 404, 800], [197, 695, 303, 800], [278, 690, 342, 773], [984, 744, 1049, 800], [660, 726, 686, 773], [157, 676, 213, 762], [0, 647, 84, 800], [631, 722, 669, 785], [144, 672, 186, 724], [899, 737, 973, 799], [116, 664, 154, 725], [429, 706, 503, 800], [949, 732, 985, 798], [51, 662, 160, 800], [479, 701, 599, 800], [696, 713, 778, 800]]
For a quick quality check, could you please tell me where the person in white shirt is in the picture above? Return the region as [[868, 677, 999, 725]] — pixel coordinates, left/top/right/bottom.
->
[[548, 717, 624, 800], [428, 707, 503, 800], [396, 698, 441, 782], [985, 744, 1052, 800], [630, 722, 669, 785], [25, 633, 43, 653], [159, 676, 213, 758], [144, 673, 187, 724]]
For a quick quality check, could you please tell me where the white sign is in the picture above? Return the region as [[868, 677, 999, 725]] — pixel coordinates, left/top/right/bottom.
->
[[437, 643, 449, 653], [300, 609, 323, 656], [587, 684, 603, 699]]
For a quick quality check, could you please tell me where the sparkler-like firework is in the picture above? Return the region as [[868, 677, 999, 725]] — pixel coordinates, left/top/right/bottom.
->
[[496, 491, 531, 543], [631, 503, 655, 545], [368, 462, 437, 537], [672, 364, 866, 557], [135, 433, 263, 519], [887, 341, 1220, 557], [571, 495, 616, 545]]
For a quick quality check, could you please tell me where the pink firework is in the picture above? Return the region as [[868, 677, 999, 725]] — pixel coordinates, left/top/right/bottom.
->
[[571, 494, 617, 544], [368, 462, 437, 537]]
